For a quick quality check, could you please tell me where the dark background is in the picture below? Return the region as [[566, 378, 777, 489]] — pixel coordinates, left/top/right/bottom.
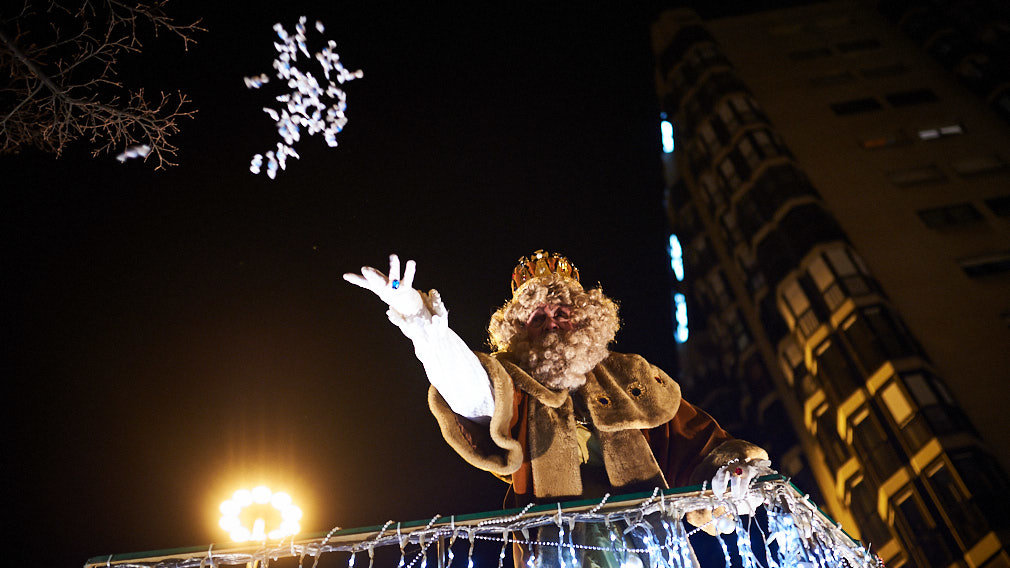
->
[[3, 3, 806, 567]]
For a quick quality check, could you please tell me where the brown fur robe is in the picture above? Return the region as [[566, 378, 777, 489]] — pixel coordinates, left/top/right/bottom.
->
[[428, 350, 767, 504]]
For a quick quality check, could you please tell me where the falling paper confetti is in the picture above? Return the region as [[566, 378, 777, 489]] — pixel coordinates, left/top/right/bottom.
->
[[116, 144, 152, 163], [246, 16, 363, 179]]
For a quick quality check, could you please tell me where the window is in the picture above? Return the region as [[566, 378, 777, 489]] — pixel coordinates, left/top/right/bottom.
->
[[951, 154, 1007, 176], [830, 97, 883, 115], [727, 94, 766, 126], [781, 279, 812, 330], [958, 250, 1010, 277], [809, 70, 855, 87], [860, 132, 909, 149], [926, 461, 988, 547], [789, 46, 832, 60], [984, 195, 1010, 217], [697, 122, 719, 155], [780, 338, 804, 387], [736, 247, 765, 293], [753, 297, 784, 349], [808, 246, 870, 311], [886, 164, 946, 186], [892, 488, 956, 566], [880, 381, 913, 426], [850, 406, 904, 481], [859, 62, 907, 78], [720, 209, 743, 248], [885, 88, 939, 107], [708, 270, 730, 308], [717, 154, 745, 189], [903, 373, 939, 407], [767, 22, 804, 36], [673, 292, 689, 343], [815, 15, 854, 29], [726, 309, 751, 353], [837, 38, 881, 53], [847, 476, 892, 548], [668, 234, 684, 281], [917, 202, 984, 229], [697, 172, 726, 211], [950, 449, 1010, 529], [660, 120, 675, 153], [813, 402, 849, 469], [840, 306, 918, 377], [917, 123, 963, 140], [814, 337, 862, 400]]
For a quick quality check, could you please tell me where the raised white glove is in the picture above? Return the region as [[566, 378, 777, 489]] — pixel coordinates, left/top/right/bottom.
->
[[343, 254, 495, 422], [343, 254, 427, 318]]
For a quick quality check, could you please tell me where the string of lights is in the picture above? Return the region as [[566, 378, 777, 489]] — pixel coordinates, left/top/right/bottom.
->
[[85, 475, 882, 568]]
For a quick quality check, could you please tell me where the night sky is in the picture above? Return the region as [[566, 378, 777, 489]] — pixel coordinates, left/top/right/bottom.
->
[[3, 3, 785, 567]]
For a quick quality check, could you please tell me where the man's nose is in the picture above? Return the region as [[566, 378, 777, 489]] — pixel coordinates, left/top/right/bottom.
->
[[543, 317, 559, 330]]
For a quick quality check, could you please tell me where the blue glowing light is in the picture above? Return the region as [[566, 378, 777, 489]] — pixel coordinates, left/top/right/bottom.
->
[[661, 120, 675, 153], [674, 293, 689, 343], [668, 234, 684, 281]]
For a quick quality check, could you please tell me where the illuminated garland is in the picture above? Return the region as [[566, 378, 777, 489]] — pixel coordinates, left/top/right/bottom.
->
[[86, 476, 883, 568]]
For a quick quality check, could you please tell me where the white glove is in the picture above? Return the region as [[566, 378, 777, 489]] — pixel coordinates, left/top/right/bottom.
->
[[343, 254, 495, 422], [711, 458, 774, 518], [343, 254, 427, 318]]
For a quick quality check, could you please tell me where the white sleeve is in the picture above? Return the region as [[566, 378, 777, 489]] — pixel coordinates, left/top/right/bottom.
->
[[385, 289, 495, 423]]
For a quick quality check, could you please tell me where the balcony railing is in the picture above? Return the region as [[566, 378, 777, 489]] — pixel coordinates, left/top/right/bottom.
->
[[84, 475, 879, 568]]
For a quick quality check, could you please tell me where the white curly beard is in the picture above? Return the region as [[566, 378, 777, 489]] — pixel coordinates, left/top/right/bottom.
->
[[512, 324, 612, 391]]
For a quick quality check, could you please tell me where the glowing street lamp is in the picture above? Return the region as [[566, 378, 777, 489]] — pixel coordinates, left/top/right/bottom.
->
[[219, 485, 302, 542]]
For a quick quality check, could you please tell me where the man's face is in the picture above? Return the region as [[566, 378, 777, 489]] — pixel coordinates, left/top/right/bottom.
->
[[525, 303, 574, 342]]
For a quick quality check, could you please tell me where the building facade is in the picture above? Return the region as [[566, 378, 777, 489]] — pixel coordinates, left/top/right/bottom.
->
[[651, 2, 1010, 566]]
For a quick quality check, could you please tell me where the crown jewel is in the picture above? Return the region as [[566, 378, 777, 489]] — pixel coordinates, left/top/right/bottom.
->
[[510, 250, 580, 294]]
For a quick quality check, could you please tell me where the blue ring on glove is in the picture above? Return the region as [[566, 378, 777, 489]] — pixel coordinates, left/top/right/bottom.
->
[[391, 279, 400, 289]]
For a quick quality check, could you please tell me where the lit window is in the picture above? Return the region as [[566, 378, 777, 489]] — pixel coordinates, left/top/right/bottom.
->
[[825, 247, 858, 276], [880, 382, 913, 426], [668, 234, 684, 281], [674, 293, 689, 343], [917, 123, 964, 140], [782, 280, 811, 316], [661, 120, 675, 153]]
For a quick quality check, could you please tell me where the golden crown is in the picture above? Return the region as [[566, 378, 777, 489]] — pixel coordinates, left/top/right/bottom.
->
[[510, 250, 580, 294]]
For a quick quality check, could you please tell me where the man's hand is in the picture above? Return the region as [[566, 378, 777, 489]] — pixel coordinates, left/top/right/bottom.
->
[[343, 254, 426, 317]]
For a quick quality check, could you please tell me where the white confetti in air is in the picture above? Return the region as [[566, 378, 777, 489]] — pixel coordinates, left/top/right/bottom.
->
[[116, 144, 152, 163], [245, 16, 363, 179], [243, 74, 270, 89]]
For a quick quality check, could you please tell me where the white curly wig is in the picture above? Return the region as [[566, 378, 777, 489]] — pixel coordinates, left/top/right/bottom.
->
[[488, 274, 620, 390]]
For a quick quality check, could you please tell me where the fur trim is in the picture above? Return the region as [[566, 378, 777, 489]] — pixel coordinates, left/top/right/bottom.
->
[[580, 353, 681, 431], [427, 352, 524, 476]]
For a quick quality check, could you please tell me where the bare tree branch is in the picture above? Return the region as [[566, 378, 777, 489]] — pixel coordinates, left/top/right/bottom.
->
[[0, 0, 205, 169]]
